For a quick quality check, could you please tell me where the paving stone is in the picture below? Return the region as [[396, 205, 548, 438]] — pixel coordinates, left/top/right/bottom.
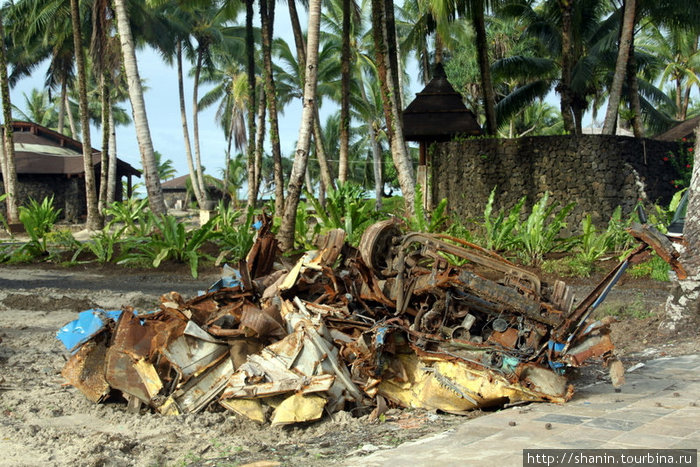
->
[[534, 414, 592, 425], [583, 417, 643, 431], [610, 431, 684, 448]]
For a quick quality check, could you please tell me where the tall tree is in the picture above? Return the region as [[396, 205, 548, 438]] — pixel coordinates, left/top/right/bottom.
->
[[287, 0, 334, 199], [371, 0, 414, 214], [338, 0, 353, 182], [260, 0, 285, 217], [602, 0, 636, 134], [663, 123, 700, 332], [0, 7, 18, 223], [113, 0, 166, 215], [245, 0, 257, 209], [278, 0, 322, 251], [70, 0, 101, 229]]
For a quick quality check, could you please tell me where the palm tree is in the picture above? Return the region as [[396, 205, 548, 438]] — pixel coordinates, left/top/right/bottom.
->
[[0, 7, 19, 223], [641, 24, 700, 122], [113, 0, 166, 215], [602, 0, 636, 134], [13, 89, 59, 128], [371, 0, 414, 215], [260, 0, 285, 217], [662, 123, 700, 332], [154, 151, 177, 181], [278, 0, 322, 251], [70, 0, 101, 229]]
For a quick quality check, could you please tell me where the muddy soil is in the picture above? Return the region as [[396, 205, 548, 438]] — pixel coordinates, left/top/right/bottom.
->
[[0, 264, 696, 467]]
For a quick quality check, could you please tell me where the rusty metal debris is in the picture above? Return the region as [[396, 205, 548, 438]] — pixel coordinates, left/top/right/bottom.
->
[[57, 217, 671, 424]]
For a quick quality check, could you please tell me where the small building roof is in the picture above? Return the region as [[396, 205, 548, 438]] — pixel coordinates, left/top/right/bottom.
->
[[7, 121, 141, 177], [655, 116, 700, 142], [161, 174, 222, 191], [402, 63, 482, 142]]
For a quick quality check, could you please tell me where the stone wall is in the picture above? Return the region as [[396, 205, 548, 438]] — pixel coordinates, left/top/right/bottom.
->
[[431, 135, 679, 233], [0, 175, 86, 222]]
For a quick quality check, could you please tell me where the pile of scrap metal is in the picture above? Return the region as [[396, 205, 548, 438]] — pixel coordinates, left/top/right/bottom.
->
[[57, 217, 681, 425]]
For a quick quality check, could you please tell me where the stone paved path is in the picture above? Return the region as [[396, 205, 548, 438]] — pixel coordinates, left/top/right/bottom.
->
[[345, 354, 700, 466]]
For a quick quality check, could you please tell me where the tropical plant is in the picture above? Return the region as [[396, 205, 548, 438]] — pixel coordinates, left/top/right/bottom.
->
[[213, 206, 256, 266], [73, 226, 127, 264], [17, 196, 61, 256], [480, 187, 526, 252], [306, 181, 378, 245], [121, 214, 215, 278], [405, 185, 449, 233], [512, 192, 575, 265], [105, 198, 150, 234]]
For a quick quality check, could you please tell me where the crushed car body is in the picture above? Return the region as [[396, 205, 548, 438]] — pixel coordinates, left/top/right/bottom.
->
[[57, 217, 679, 424]]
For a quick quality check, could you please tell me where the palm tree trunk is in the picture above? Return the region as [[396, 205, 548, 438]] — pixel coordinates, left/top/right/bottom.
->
[[359, 81, 382, 210], [113, 0, 166, 216], [313, 106, 333, 195], [107, 109, 117, 204], [371, 0, 415, 215], [627, 42, 644, 138], [473, 0, 497, 135], [338, 0, 351, 183], [98, 72, 110, 213], [66, 93, 78, 140], [177, 44, 205, 207], [286, 0, 332, 198], [662, 123, 700, 333], [279, 0, 322, 252], [254, 88, 266, 201], [246, 0, 257, 210], [260, 0, 285, 217], [192, 48, 208, 204], [558, 0, 575, 134], [0, 8, 18, 223], [602, 0, 636, 135], [71, 0, 101, 230], [57, 79, 67, 135]]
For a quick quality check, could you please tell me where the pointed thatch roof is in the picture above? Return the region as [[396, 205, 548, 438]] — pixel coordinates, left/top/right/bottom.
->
[[402, 63, 482, 142], [655, 116, 700, 142]]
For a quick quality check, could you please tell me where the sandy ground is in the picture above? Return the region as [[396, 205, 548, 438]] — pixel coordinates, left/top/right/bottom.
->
[[0, 264, 697, 467]]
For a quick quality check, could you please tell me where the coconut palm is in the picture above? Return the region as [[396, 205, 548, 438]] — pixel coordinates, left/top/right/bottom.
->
[[113, 0, 167, 215], [70, 0, 101, 229], [260, 0, 285, 217], [371, 0, 414, 215], [0, 6, 19, 223], [278, 0, 322, 251]]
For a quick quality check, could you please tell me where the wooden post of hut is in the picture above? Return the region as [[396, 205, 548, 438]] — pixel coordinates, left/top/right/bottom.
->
[[402, 63, 482, 211]]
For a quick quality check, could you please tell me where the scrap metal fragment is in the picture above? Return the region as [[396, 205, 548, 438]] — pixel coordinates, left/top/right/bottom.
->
[[173, 357, 235, 413], [270, 393, 327, 426], [61, 336, 110, 403]]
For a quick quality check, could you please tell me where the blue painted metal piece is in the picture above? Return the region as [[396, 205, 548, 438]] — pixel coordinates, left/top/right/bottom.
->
[[56, 309, 122, 352], [206, 264, 243, 293], [501, 356, 520, 373]]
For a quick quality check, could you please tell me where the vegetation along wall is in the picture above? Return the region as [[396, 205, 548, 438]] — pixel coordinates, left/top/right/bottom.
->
[[432, 135, 680, 233]]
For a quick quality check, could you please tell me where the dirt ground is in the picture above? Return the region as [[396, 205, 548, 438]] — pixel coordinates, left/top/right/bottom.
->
[[0, 263, 697, 467]]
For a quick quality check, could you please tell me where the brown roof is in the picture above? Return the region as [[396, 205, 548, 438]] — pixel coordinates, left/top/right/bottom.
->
[[655, 116, 700, 142], [402, 63, 482, 142], [7, 121, 141, 177], [162, 174, 222, 191]]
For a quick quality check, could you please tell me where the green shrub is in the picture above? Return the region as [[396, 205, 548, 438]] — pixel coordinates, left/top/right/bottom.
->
[[307, 182, 379, 246], [628, 254, 670, 282], [17, 196, 61, 257], [404, 185, 449, 233], [480, 187, 525, 251], [214, 207, 257, 265], [105, 198, 149, 234], [512, 192, 575, 265], [120, 213, 215, 278]]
